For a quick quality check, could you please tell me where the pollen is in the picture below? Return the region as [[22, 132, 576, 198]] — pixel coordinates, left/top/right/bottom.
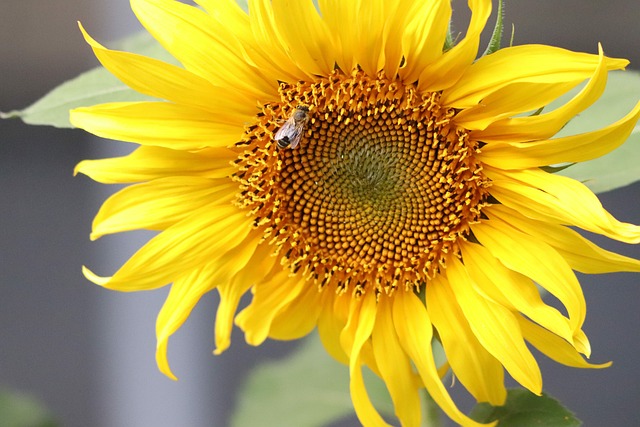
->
[[234, 69, 491, 295]]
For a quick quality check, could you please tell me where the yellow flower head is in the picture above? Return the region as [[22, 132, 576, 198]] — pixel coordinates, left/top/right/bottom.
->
[[71, 0, 640, 426]]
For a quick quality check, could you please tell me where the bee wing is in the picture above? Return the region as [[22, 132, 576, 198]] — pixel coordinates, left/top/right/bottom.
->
[[287, 125, 305, 149], [274, 121, 293, 141]]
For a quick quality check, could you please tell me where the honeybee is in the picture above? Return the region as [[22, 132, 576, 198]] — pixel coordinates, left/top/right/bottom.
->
[[274, 105, 310, 150]]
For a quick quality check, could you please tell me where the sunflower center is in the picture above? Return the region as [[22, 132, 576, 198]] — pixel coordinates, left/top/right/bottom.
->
[[234, 70, 490, 295]]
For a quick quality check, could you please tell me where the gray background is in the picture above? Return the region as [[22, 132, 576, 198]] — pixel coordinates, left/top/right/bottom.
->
[[1, 1, 638, 426]]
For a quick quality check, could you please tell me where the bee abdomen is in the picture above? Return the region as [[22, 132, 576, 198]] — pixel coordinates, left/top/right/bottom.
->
[[277, 136, 291, 149]]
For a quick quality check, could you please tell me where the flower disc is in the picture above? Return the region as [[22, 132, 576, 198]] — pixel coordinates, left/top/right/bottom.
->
[[235, 70, 491, 295]]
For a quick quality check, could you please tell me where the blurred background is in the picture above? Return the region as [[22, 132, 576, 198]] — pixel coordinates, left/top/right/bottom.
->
[[1, 1, 639, 426]]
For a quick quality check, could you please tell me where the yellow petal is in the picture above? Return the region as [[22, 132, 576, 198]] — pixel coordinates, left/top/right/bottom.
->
[[518, 315, 611, 369], [479, 101, 640, 168], [471, 216, 586, 337], [74, 146, 236, 184], [235, 270, 306, 346], [488, 205, 640, 274], [399, 0, 451, 83], [156, 229, 267, 375], [343, 293, 390, 427], [270, 0, 334, 77], [371, 296, 422, 427], [317, 0, 357, 73], [156, 262, 221, 380], [472, 45, 609, 142], [443, 45, 627, 108], [426, 273, 507, 405], [197, 0, 303, 83], [247, 0, 309, 82], [461, 241, 575, 353], [194, 0, 250, 44], [339, 295, 361, 359], [454, 81, 577, 131], [487, 167, 640, 243], [77, 22, 256, 119], [318, 0, 392, 76], [214, 280, 252, 355], [418, 0, 492, 93], [85, 203, 252, 291], [269, 282, 323, 340], [81, 266, 110, 287], [355, 0, 407, 77], [130, 0, 276, 99], [393, 291, 493, 427], [317, 291, 350, 365], [446, 258, 542, 394], [71, 102, 242, 150], [91, 177, 236, 239], [227, 240, 279, 290], [213, 237, 278, 354], [381, 0, 416, 78], [572, 328, 592, 358]]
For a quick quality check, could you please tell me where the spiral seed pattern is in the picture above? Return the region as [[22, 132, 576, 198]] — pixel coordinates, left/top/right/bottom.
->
[[234, 70, 491, 295]]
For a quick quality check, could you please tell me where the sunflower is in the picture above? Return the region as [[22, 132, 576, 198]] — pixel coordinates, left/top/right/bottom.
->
[[70, 0, 640, 426]]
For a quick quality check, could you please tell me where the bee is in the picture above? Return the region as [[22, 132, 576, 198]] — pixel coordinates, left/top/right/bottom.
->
[[274, 105, 310, 150]]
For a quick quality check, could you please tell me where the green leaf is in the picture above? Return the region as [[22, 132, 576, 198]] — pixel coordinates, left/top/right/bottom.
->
[[0, 31, 172, 128], [0, 67, 158, 128], [230, 332, 395, 427], [470, 389, 581, 427], [0, 388, 59, 427], [551, 70, 640, 193]]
